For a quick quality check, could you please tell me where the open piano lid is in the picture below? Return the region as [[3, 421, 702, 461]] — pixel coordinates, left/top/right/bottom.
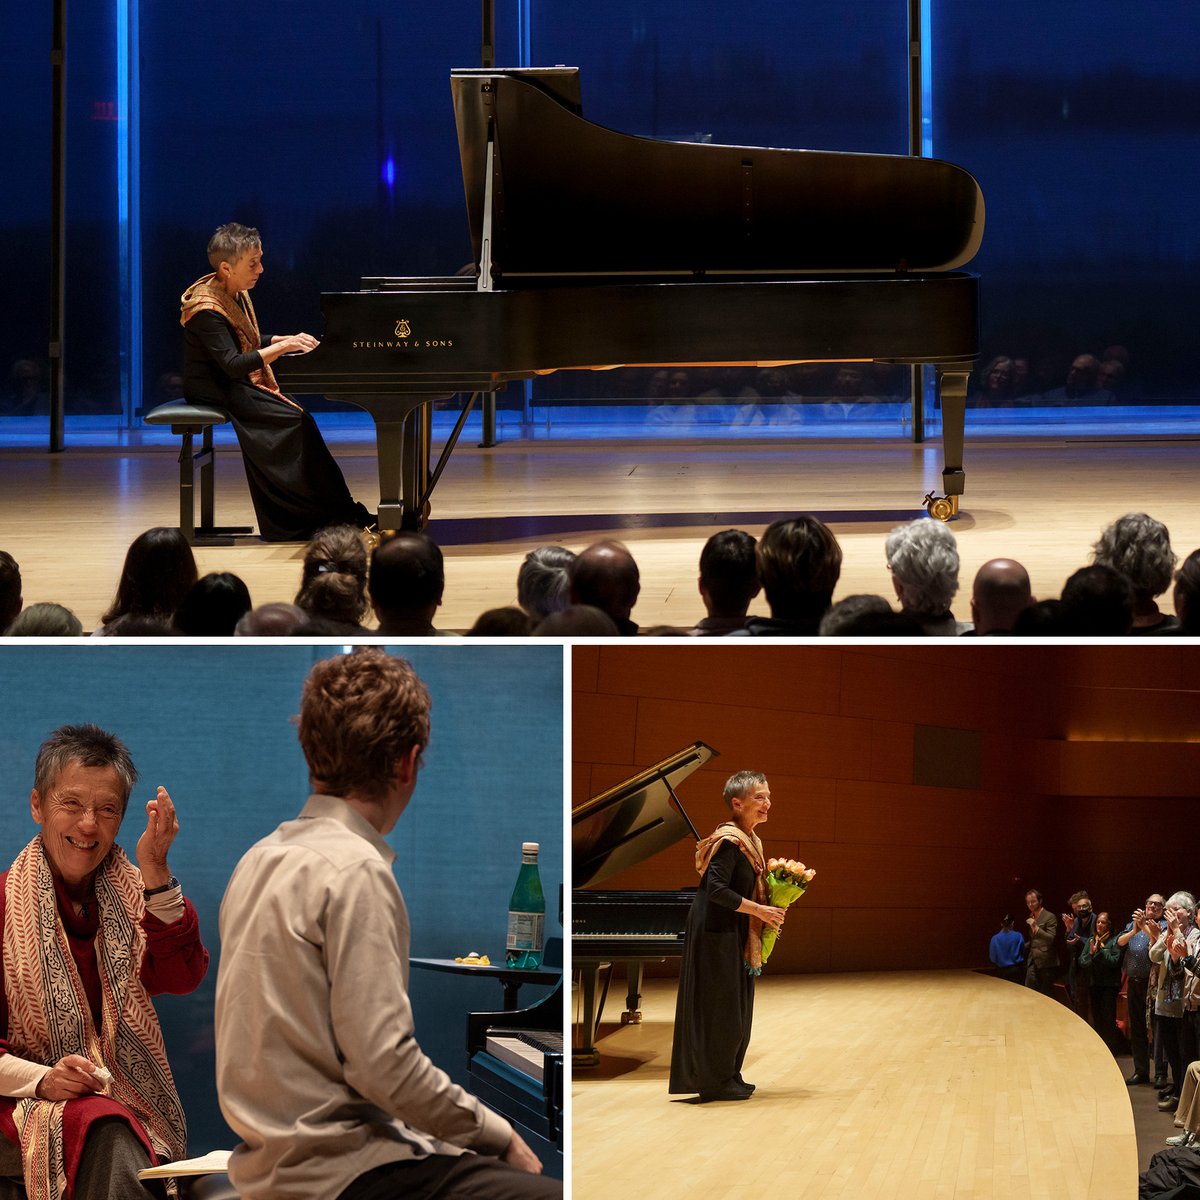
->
[[572, 741, 718, 890]]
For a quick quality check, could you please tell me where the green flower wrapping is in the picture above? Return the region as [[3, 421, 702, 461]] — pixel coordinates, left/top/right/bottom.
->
[[758, 861, 816, 966]]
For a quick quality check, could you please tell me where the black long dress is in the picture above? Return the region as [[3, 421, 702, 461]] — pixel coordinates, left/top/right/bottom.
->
[[182, 310, 370, 541], [668, 839, 756, 1094]]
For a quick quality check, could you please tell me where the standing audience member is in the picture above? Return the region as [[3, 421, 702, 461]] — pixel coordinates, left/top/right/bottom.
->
[[692, 530, 761, 635], [174, 572, 253, 636], [1079, 911, 1124, 1054], [1091, 513, 1180, 634], [0, 551, 21, 631], [1150, 892, 1196, 1111], [517, 547, 576, 620], [989, 915, 1026, 984], [295, 525, 370, 633], [369, 532, 453, 637], [1119, 894, 1167, 1086], [1024, 889, 1058, 995], [3, 602, 84, 637], [1058, 565, 1134, 635], [1062, 891, 1097, 1026], [568, 541, 641, 635], [741, 515, 842, 636], [969, 559, 1034, 634], [1173, 551, 1200, 635], [884, 519, 971, 636], [96, 527, 198, 636]]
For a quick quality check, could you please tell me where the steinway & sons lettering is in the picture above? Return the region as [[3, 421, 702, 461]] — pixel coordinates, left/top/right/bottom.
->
[[351, 338, 456, 349]]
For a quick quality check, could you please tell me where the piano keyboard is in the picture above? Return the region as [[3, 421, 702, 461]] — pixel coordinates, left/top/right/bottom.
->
[[572, 932, 682, 940], [485, 1030, 563, 1084]]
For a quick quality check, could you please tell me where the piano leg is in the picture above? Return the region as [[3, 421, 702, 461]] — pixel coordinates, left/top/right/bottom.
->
[[620, 960, 644, 1025], [573, 963, 604, 1066], [372, 417, 408, 531], [938, 367, 968, 502]]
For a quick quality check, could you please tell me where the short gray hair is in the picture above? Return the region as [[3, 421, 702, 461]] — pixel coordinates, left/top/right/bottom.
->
[[34, 724, 138, 813], [1167, 891, 1196, 919], [1092, 512, 1177, 602], [885, 519, 960, 615], [3, 602, 83, 637], [723, 770, 767, 809], [207, 222, 261, 269], [517, 546, 576, 618]]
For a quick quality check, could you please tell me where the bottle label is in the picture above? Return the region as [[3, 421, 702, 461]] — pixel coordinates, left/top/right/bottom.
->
[[507, 910, 545, 952]]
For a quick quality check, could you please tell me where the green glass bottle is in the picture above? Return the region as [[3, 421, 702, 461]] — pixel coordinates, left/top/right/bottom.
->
[[506, 842, 545, 969]]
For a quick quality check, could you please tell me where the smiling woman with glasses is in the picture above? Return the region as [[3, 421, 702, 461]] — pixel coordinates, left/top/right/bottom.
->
[[0, 723, 209, 1200]]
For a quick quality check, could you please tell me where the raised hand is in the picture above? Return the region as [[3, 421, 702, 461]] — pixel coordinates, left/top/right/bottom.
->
[[136, 786, 179, 890]]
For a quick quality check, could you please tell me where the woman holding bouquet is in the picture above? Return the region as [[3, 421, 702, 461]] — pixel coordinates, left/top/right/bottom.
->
[[669, 771, 786, 1102]]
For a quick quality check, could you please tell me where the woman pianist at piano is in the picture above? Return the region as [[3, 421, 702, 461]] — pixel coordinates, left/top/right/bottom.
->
[[180, 222, 374, 541], [669, 770, 786, 1103]]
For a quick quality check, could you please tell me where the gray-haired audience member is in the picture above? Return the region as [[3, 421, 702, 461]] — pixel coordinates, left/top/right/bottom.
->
[[0, 550, 21, 631], [818, 594, 923, 636], [569, 541, 640, 635], [533, 605, 620, 636], [740, 515, 841, 636], [517, 546, 576, 619], [692, 530, 761, 636], [369, 532, 452, 637], [969, 559, 1034, 635], [1175, 551, 1200, 635], [884, 519, 970, 636], [1059, 564, 1134, 636], [234, 602, 309, 636], [1091, 513, 1180, 634], [3, 601, 83, 637]]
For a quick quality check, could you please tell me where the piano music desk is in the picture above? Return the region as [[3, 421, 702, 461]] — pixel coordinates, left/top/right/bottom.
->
[[410, 957, 560, 1011]]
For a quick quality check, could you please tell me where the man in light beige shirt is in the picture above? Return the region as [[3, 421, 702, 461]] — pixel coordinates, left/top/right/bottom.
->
[[214, 648, 559, 1200]]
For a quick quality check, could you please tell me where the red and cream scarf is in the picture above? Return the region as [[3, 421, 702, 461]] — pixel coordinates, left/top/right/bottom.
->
[[3, 837, 186, 1200], [179, 274, 301, 410], [694, 821, 769, 973]]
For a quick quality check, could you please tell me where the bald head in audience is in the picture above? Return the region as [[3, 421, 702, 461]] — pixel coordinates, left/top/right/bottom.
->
[[970, 559, 1034, 635], [569, 540, 640, 635], [369, 532, 446, 636]]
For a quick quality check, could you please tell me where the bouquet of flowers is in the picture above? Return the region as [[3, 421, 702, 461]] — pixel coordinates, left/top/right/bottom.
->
[[760, 858, 816, 966]]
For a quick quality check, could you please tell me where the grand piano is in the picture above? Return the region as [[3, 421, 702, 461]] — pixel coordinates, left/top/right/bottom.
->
[[572, 741, 717, 1065], [275, 67, 984, 530]]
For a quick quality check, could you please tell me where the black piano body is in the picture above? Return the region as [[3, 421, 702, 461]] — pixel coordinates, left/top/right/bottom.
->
[[572, 740, 718, 1065], [275, 67, 984, 529]]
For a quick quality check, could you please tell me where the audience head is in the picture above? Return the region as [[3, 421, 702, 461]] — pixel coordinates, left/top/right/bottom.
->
[[970, 559, 1034, 634], [885, 519, 960, 617], [1059, 564, 1133, 635], [756, 516, 842, 627], [0, 550, 21, 631], [1167, 892, 1197, 926], [818, 594, 924, 636], [466, 607, 535, 636], [1011, 598, 1064, 636], [298, 647, 431, 804], [1066, 354, 1101, 397], [369, 533, 445, 633], [533, 605, 620, 636], [234, 602, 309, 637], [175, 572, 252, 636], [101, 527, 198, 627], [517, 546, 576, 619], [4, 602, 83, 638], [569, 541, 640, 627], [1174, 550, 1200, 634], [1091, 512, 1177, 609], [698, 530, 760, 619], [296, 524, 369, 628]]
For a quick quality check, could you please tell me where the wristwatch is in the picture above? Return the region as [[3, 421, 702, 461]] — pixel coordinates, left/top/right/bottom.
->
[[143, 875, 179, 898]]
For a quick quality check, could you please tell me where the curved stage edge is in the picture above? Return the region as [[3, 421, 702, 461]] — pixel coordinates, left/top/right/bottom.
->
[[572, 969, 1136, 1199]]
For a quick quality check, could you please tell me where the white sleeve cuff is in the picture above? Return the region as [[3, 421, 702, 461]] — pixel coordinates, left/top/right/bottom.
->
[[0, 1052, 50, 1099]]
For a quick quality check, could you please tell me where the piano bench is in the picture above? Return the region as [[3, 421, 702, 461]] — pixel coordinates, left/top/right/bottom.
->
[[143, 401, 253, 546]]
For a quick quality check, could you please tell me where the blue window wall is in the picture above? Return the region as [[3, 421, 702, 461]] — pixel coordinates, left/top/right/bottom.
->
[[2, 1, 1198, 443]]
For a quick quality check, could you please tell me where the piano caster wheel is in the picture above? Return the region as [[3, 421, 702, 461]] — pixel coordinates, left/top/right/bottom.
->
[[923, 492, 959, 522], [620, 1010, 643, 1025]]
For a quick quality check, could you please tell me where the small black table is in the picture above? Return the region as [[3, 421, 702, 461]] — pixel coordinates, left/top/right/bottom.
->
[[410, 958, 560, 1010]]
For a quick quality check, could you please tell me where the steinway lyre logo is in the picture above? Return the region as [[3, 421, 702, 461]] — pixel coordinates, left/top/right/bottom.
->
[[395, 318, 412, 338]]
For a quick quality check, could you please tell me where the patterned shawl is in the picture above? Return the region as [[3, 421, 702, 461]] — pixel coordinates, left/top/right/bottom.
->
[[3, 837, 186, 1200], [179, 273, 300, 410], [695, 821, 768, 973]]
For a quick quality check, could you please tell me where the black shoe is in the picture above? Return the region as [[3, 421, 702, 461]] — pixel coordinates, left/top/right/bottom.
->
[[734, 1073, 756, 1095], [698, 1083, 752, 1102], [1159, 1096, 1180, 1112], [1155, 1076, 1170, 1089], [1160, 1086, 1177, 1099], [1126, 1072, 1147, 1086]]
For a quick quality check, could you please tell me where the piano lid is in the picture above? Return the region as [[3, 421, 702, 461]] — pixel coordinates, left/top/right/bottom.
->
[[451, 67, 984, 280], [573, 741, 717, 890]]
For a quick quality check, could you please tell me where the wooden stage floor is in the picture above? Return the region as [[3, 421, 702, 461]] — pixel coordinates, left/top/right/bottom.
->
[[2, 433, 1199, 631], [572, 972, 1137, 1200]]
